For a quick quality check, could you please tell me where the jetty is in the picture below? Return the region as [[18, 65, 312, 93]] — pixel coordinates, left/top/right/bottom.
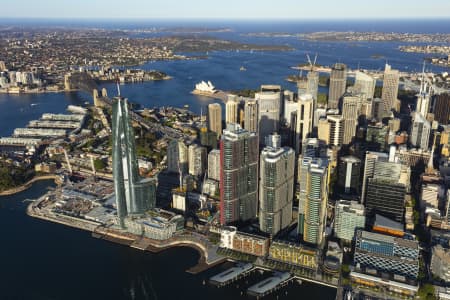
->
[[209, 263, 254, 287], [247, 272, 292, 298]]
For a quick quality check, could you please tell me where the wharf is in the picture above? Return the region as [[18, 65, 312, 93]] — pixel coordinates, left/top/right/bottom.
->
[[247, 272, 292, 298], [209, 263, 254, 287]]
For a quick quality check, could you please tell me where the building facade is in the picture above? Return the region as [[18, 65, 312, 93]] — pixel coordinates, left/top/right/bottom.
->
[[294, 93, 314, 154], [220, 124, 259, 224], [328, 63, 347, 109], [381, 64, 399, 116], [259, 134, 295, 235], [334, 200, 365, 242], [354, 230, 419, 281], [208, 103, 222, 137], [112, 97, 156, 228], [256, 85, 281, 144]]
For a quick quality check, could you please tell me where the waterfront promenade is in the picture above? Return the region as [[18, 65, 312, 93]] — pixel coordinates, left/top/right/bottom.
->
[[26, 196, 226, 274], [0, 175, 60, 196]]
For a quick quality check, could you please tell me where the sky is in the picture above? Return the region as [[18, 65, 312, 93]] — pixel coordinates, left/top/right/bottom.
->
[[1, 0, 450, 20]]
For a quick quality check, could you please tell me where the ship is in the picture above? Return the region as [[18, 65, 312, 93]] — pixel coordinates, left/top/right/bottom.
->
[[240, 66, 247, 71]]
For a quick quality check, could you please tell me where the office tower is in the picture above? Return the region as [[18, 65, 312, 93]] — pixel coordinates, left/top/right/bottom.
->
[[326, 114, 344, 147], [283, 97, 298, 126], [361, 98, 373, 120], [220, 124, 259, 225], [256, 85, 281, 144], [295, 93, 314, 154], [302, 158, 329, 245], [366, 124, 388, 152], [421, 183, 440, 209], [259, 134, 295, 235], [371, 98, 383, 122], [342, 95, 359, 145], [381, 64, 399, 116], [207, 149, 221, 181], [354, 230, 419, 280], [0, 61, 6, 72], [188, 144, 207, 177], [297, 76, 308, 95], [239, 107, 245, 128], [318, 118, 331, 145], [301, 138, 327, 159], [433, 93, 450, 125], [416, 91, 431, 118], [328, 63, 347, 109], [244, 99, 258, 133], [167, 139, 188, 174], [226, 95, 239, 124], [410, 112, 431, 150], [208, 103, 222, 137], [354, 71, 376, 100], [112, 97, 156, 228], [101, 88, 108, 98], [361, 151, 389, 204], [365, 161, 406, 222], [338, 156, 361, 195], [334, 200, 365, 242], [307, 70, 319, 101]]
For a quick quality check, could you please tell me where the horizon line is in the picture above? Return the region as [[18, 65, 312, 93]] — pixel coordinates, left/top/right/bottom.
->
[[1, 16, 450, 21]]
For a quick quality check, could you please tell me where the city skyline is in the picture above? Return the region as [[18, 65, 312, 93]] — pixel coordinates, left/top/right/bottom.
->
[[1, 0, 450, 19]]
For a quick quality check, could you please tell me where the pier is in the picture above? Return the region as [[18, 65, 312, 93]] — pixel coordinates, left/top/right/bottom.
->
[[209, 263, 254, 287], [247, 272, 293, 298]]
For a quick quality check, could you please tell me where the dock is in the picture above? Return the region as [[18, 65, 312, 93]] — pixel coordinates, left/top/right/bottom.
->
[[209, 263, 254, 287], [247, 272, 292, 298]]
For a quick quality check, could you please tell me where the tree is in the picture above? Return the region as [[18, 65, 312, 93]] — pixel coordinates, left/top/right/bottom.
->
[[317, 93, 328, 106], [418, 283, 436, 300], [93, 159, 106, 171]]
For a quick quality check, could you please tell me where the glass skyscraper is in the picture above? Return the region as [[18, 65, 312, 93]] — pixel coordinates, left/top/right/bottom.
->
[[112, 97, 156, 228]]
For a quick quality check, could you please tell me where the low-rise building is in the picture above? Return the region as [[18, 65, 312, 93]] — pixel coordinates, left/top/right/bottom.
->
[[268, 240, 319, 270], [431, 244, 450, 283], [354, 230, 419, 282]]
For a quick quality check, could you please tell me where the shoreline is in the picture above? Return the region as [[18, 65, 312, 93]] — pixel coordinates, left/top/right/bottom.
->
[[0, 175, 61, 196], [26, 197, 226, 274]]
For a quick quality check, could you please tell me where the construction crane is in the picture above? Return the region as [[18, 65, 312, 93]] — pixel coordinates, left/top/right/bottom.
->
[[63, 148, 72, 175], [306, 53, 318, 71]]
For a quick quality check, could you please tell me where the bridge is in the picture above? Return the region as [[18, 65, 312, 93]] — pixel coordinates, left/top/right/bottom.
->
[[67, 71, 194, 141], [67, 72, 99, 94]]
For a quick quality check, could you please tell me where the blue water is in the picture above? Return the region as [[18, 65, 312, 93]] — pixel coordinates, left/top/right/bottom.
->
[[0, 20, 448, 299], [0, 180, 337, 300], [1, 20, 448, 137]]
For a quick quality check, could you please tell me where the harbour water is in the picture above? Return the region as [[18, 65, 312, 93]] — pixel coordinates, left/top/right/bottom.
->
[[0, 181, 336, 299], [1, 19, 449, 299]]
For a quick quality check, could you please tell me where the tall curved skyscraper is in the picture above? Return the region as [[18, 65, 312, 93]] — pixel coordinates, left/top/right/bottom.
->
[[112, 97, 156, 228]]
